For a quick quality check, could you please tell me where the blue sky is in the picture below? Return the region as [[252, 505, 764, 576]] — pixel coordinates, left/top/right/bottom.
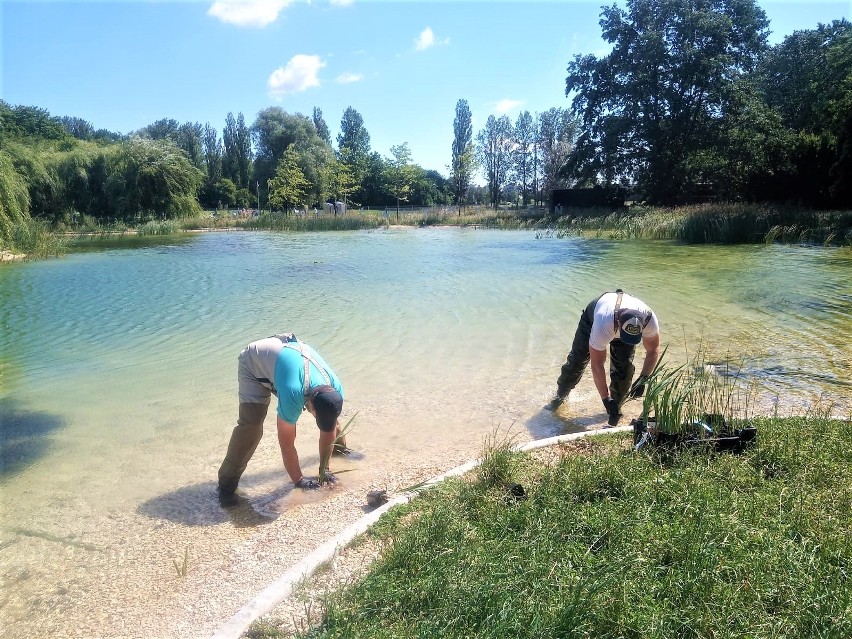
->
[[2, 1, 849, 177]]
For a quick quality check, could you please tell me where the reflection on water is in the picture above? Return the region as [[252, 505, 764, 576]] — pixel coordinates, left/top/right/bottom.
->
[[0, 229, 850, 633]]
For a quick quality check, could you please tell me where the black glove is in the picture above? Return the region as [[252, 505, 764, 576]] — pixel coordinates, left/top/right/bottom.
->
[[602, 397, 622, 426], [628, 375, 648, 399], [295, 477, 320, 490], [333, 443, 354, 456]]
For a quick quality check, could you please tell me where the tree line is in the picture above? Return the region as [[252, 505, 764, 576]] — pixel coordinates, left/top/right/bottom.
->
[[2, 0, 850, 244], [564, 1, 851, 208]]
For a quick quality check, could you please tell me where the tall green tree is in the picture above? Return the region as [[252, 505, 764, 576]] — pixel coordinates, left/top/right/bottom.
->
[[476, 115, 513, 208], [268, 146, 309, 212], [756, 19, 852, 205], [201, 124, 222, 186], [60, 116, 95, 141], [223, 112, 252, 190], [512, 110, 536, 206], [361, 151, 388, 206], [251, 107, 327, 206], [450, 99, 475, 211], [141, 118, 179, 141], [538, 108, 578, 197], [1, 102, 66, 140], [324, 149, 357, 209], [293, 136, 335, 208], [565, 0, 769, 203], [337, 107, 371, 203], [175, 122, 204, 170], [385, 142, 418, 217], [312, 107, 332, 146]]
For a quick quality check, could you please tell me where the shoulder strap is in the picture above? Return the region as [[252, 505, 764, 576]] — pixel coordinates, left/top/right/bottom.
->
[[281, 340, 332, 395], [613, 290, 624, 331], [611, 290, 652, 329]]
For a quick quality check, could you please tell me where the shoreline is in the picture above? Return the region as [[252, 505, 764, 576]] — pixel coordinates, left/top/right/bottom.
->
[[0, 250, 25, 262]]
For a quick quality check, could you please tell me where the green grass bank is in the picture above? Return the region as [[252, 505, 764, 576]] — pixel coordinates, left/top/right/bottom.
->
[[250, 413, 852, 639]]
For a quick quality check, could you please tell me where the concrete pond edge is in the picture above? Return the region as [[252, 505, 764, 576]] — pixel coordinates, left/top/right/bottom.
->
[[210, 425, 632, 639]]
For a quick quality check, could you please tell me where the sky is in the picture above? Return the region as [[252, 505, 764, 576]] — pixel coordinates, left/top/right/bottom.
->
[[2, 0, 850, 178]]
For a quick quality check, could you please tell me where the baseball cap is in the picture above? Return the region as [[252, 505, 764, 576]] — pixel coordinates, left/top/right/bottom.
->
[[619, 310, 645, 345], [310, 385, 343, 432]]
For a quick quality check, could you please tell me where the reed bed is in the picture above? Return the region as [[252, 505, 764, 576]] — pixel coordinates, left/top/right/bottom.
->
[[560, 204, 852, 246], [2, 218, 67, 257], [242, 212, 387, 232]]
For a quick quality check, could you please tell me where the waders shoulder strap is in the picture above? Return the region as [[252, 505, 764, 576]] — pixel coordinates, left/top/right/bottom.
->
[[613, 290, 624, 331], [281, 340, 332, 395], [611, 290, 652, 330]]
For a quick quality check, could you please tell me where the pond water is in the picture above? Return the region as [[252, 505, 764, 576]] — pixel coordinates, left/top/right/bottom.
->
[[0, 228, 850, 634]]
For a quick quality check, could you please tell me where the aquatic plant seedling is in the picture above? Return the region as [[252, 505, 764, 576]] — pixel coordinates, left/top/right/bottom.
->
[[319, 412, 358, 485], [172, 547, 189, 578], [635, 347, 757, 436]]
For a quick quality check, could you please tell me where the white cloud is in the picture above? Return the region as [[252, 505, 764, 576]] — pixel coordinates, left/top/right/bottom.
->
[[208, 0, 292, 28], [330, 0, 354, 6], [494, 99, 524, 114], [336, 72, 363, 84], [414, 26, 449, 51], [268, 55, 326, 98]]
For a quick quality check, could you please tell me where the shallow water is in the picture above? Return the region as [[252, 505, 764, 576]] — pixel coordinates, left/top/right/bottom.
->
[[0, 228, 850, 634]]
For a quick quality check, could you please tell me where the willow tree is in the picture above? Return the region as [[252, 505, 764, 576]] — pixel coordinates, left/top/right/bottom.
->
[[105, 137, 203, 221], [0, 150, 30, 241]]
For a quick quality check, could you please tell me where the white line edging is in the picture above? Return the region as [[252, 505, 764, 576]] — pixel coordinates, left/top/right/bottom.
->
[[210, 425, 631, 639]]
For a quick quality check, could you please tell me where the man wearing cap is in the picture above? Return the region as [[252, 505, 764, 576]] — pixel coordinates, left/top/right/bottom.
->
[[551, 290, 660, 426], [217, 333, 347, 504]]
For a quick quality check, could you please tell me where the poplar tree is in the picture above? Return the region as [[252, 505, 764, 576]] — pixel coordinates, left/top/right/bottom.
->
[[450, 99, 474, 212]]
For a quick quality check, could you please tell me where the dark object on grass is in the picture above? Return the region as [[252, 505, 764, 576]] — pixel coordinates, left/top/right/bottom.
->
[[632, 413, 757, 454], [366, 489, 389, 509], [505, 483, 526, 503]]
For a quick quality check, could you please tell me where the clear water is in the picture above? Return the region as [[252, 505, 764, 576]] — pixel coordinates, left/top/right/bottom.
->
[[1, 228, 850, 527]]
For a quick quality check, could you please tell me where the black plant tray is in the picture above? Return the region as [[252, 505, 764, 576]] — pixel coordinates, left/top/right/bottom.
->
[[632, 414, 757, 454]]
